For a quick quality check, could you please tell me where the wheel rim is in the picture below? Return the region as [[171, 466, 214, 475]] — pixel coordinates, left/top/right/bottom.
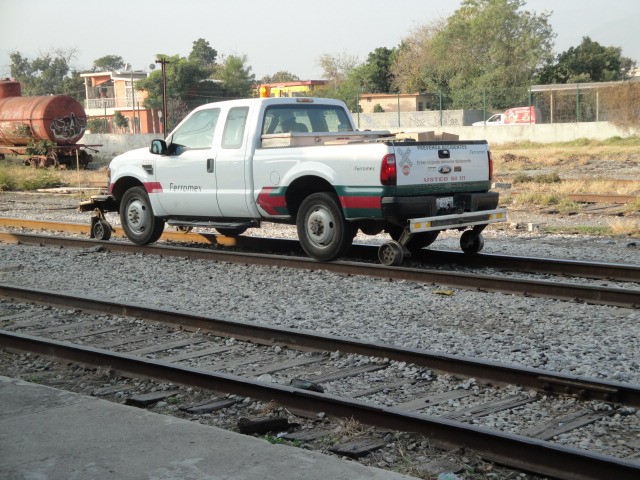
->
[[379, 241, 403, 266], [94, 223, 105, 239], [126, 199, 149, 235], [379, 244, 395, 265], [306, 206, 335, 247]]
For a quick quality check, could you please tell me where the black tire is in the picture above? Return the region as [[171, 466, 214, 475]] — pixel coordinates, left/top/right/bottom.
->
[[92, 219, 112, 241], [297, 192, 354, 261], [378, 241, 404, 266], [388, 226, 440, 253], [216, 227, 248, 237], [460, 230, 485, 254], [119, 186, 164, 245]]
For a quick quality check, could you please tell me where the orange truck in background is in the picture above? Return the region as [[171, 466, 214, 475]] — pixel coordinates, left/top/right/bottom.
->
[[473, 106, 541, 126]]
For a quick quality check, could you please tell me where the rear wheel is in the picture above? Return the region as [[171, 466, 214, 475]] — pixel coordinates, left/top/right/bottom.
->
[[460, 230, 484, 254], [119, 186, 164, 245], [297, 192, 354, 261], [378, 241, 404, 266]]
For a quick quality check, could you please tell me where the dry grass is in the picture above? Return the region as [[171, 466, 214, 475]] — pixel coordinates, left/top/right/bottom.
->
[[0, 157, 108, 191], [511, 177, 640, 197], [607, 218, 640, 236], [492, 136, 640, 177], [493, 138, 640, 220]]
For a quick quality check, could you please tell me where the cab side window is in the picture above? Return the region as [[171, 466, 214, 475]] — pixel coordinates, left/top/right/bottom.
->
[[171, 108, 220, 152], [222, 107, 249, 149]]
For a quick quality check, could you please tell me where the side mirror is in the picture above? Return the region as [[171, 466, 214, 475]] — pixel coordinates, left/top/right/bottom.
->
[[150, 139, 167, 155]]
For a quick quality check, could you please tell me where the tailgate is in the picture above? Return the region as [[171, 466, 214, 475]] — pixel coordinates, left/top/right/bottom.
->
[[392, 141, 490, 188]]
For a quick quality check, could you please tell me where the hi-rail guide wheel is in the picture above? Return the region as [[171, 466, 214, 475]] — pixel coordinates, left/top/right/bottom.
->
[[89, 208, 113, 241]]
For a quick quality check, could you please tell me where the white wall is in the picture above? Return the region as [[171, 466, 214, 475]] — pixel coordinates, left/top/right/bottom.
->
[[386, 122, 638, 145], [80, 133, 162, 160], [81, 120, 637, 160]]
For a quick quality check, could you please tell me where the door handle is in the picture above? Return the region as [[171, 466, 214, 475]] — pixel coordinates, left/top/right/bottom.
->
[[206, 158, 215, 173]]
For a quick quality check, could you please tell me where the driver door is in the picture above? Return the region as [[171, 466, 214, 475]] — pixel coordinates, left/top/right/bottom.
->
[[155, 108, 222, 217]]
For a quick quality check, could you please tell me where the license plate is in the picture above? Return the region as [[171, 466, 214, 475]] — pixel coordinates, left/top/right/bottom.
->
[[436, 197, 454, 209]]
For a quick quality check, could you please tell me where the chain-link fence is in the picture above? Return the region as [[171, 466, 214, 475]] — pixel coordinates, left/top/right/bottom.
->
[[357, 81, 640, 128]]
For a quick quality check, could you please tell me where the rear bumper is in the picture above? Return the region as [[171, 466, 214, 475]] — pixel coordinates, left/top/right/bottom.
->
[[381, 191, 500, 225], [409, 207, 507, 233]]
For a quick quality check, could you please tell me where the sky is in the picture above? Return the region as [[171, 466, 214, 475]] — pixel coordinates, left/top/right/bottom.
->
[[1, 0, 638, 81]]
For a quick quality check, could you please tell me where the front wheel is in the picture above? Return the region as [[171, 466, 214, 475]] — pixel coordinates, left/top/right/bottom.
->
[[119, 186, 165, 245], [92, 219, 112, 241], [297, 192, 354, 261]]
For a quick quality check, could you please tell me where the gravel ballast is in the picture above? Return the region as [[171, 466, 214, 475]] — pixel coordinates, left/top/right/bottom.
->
[[1, 191, 638, 385], [1, 190, 640, 474]]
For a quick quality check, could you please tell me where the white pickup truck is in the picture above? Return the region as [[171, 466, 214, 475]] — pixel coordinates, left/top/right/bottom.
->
[[81, 96, 505, 265]]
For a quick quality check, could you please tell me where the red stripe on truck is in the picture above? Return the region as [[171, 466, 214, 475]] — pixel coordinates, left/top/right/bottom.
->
[[144, 182, 163, 193], [257, 187, 287, 215], [339, 195, 381, 209]]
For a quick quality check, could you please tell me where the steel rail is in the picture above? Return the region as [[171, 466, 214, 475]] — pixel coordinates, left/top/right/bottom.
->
[[2, 283, 639, 407], [567, 193, 638, 204], [412, 250, 640, 282], [2, 217, 638, 282], [0, 231, 638, 308], [0, 217, 230, 245], [1, 329, 638, 480]]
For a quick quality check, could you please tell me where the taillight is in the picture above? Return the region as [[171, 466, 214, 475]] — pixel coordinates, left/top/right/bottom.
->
[[380, 154, 396, 186], [488, 151, 493, 181]]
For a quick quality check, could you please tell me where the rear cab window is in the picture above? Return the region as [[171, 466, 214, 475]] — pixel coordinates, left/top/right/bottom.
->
[[262, 105, 353, 135], [222, 107, 249, 149]]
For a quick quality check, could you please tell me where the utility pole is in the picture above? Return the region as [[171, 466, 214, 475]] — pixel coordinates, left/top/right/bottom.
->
[[129, 66, 137, 133], [155, 57, 169, 137]]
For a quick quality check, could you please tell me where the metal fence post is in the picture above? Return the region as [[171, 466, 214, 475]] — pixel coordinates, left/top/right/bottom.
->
[[576, 83, 580, 122]]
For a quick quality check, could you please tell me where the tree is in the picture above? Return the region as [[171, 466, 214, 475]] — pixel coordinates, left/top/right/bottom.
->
[[314, 52, 364, 110], [92, 55, 125, 72], [317, 52, 360, 89], [392, 22, 444, 93], [261, 71, 300, 83], [357, 47, 397, 93], [114, 111, 129, 132], [137, 54, 217, 126], [393, 0, 555, 109], [189, 38, 217, 68], [9, 48, 84, 99], [215, 54, 256, 98], [536, 36, 637, 84]]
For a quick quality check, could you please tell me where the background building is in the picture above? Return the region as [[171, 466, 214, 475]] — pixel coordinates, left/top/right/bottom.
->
[[259, 80, 327, 98], [81, 70, 161, 134]]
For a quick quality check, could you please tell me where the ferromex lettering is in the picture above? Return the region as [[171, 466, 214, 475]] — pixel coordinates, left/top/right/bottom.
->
[[169, 183, 202, 192]]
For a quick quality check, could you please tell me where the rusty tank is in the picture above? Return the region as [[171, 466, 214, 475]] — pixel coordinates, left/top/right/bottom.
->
[[0, 93, 87, 146]]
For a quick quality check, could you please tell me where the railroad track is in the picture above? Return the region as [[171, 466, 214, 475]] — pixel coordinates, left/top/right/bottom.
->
[[2, 217, 638, 281], [0, 225, 638, 308], [1, 286, 639, 479]]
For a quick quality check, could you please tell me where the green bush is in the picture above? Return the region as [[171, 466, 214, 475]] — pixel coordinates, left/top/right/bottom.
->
[[0, 170, 17, 191], [0, 165, 62, 191], [17, 171, 62, 190]]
